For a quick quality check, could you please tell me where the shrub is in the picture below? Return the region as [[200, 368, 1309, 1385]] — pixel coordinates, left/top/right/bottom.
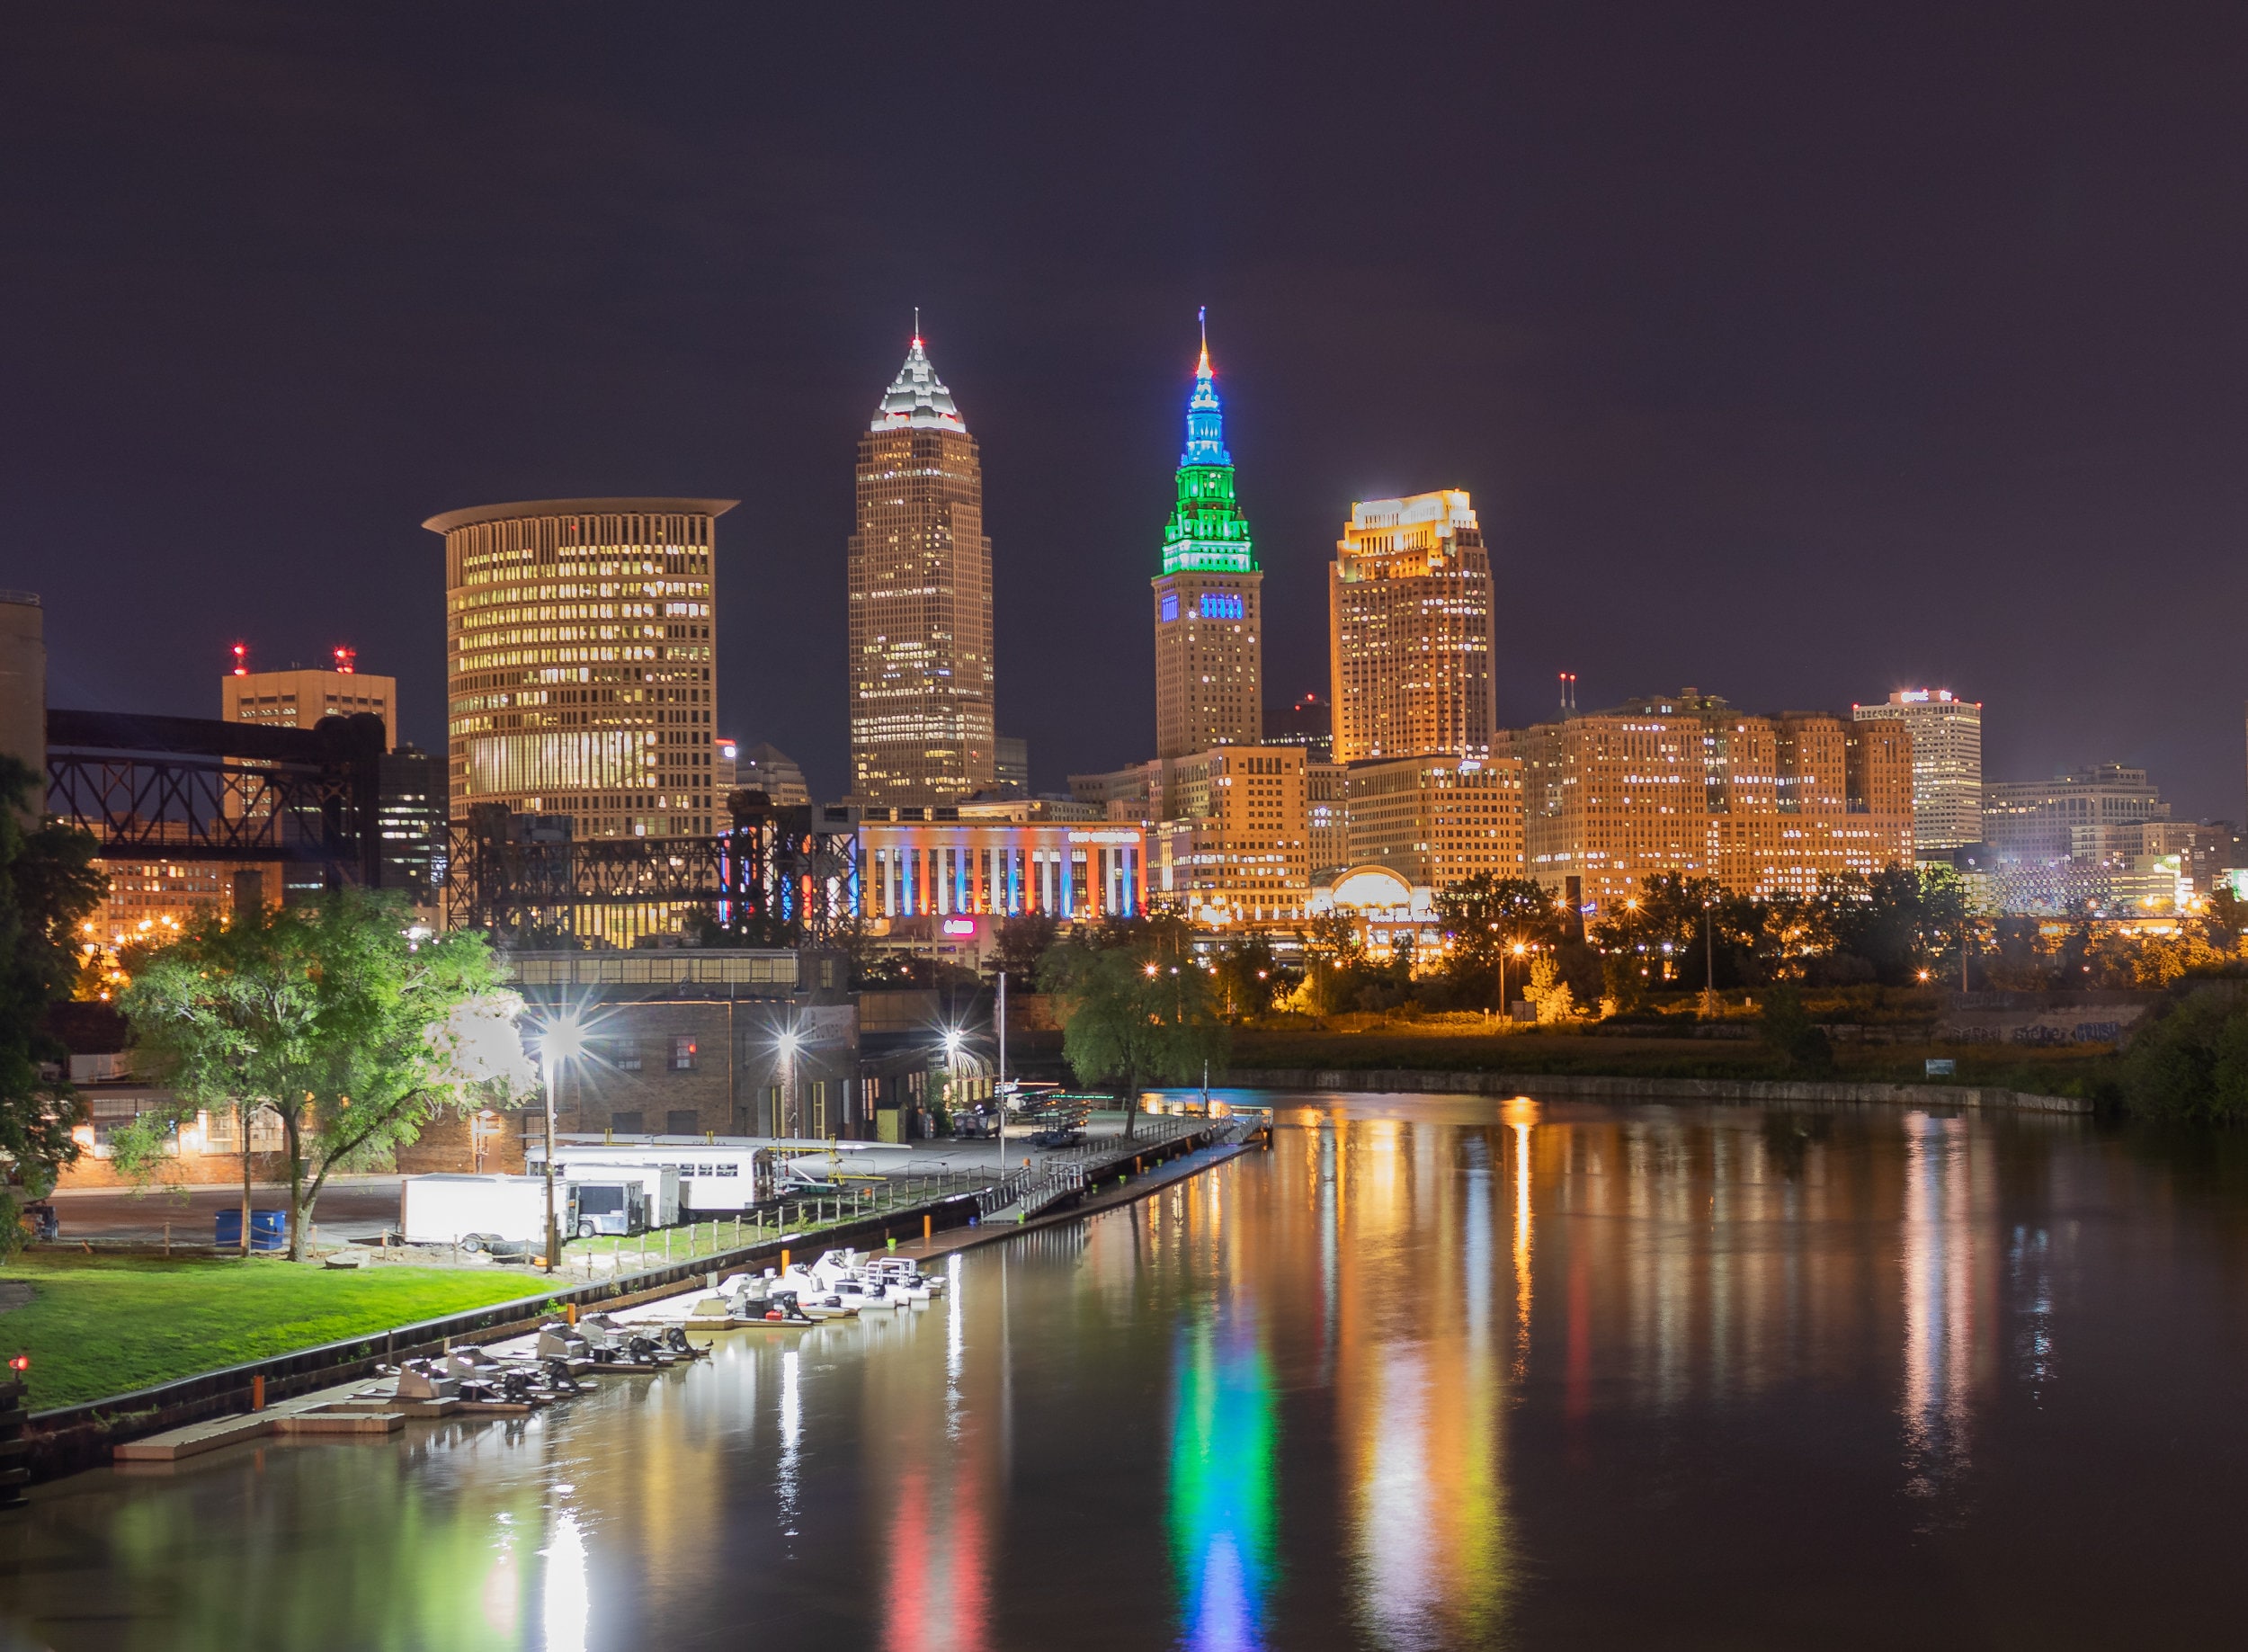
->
[[2118, 984, 2248, 1125], [1760, 984, 1833, 1074]]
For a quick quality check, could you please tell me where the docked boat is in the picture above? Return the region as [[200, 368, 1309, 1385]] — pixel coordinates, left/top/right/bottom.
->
[[776, 1264, 863, 1318], [811, 1250, 909, 1308], [686, 1276, 819, 1327]]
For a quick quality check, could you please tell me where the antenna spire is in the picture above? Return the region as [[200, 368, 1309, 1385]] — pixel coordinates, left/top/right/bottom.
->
[[1196, 305, 1210, 376], [913, 306, 921, 346]]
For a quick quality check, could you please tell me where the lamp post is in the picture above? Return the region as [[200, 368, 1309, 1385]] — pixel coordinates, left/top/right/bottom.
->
[[941, 1026, 965, 1163], [540, 1016, 584, 1274], [995, 970, 1007, 1183], [777, 1028, 799, 1139]]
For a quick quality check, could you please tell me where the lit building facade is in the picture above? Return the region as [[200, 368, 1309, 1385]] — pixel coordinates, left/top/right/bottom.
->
[[1152, 745, 1310, 926], [859, 815, 1144, 922], [1330, 490, 1494, 763], [1851, 689, 1983, 851], [1266, 689, 1332, 763], [994, 735, 1030, 798], [1344, 755, 1526, 890], [850, 334, 995, 803], [429, 496, 730, 841], [1501, 690, 1915, 920], [377, 745, 448, 910], [1307, 758, 1348, 878], [1153, 325, 1262, 759], [1983, 764, 2171, 863], [736, 741, 810, 805], [223, 655, 396, 748]]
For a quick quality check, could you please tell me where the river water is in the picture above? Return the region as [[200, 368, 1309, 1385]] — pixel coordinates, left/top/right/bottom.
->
[[4, 1092, 2247, 1650]]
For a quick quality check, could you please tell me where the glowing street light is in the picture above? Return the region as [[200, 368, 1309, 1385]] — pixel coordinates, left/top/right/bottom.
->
[[776, 1027, 800, 1137]]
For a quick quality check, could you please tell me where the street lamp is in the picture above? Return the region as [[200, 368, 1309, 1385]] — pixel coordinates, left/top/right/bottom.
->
[[777, 1028, 799, 1138], [1502, 938, 1527, 1019], [540, 1016, 584, 1273]]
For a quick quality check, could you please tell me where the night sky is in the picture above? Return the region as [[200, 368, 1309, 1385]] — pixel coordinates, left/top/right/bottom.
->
[[5, 5, 2245, 816]]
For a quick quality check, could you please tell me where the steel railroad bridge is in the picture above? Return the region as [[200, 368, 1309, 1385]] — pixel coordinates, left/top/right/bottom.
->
[[44, 709, 386, 890], [444, 791, 861, 945]]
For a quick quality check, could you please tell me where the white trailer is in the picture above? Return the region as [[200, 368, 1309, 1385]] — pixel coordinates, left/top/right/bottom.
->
[[541, 1157, 679, 1228], [536, 1139, 783, 1215], [399, 1174, 566, 1247]]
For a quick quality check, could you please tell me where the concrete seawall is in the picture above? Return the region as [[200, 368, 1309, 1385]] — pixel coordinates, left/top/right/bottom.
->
[[1227, 1067, 2094, 1115]]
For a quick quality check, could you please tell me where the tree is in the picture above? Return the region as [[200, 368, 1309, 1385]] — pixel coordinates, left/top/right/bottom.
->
[[1435, 875, 1560, 1006], [1209, 933, 1280, 1022], [1292, 912, 1367, 1018], [1759, 983, 1833, 1074], [123, 889, 532, 1259], [1037, 940, 1227, 1139], [2118, 983, 2248, 1125], [1815, 866, 1970, 986], [990, 913, 1059, 981], [0, 756, 107, 1232]]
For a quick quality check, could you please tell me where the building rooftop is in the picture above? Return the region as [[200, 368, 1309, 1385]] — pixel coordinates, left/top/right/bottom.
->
[[871, 335, 967, 434], [421, 497, 739, 534]]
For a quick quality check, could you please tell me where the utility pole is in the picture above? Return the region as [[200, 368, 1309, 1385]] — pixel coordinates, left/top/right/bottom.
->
[[996, 970, 1007, 1183], [541, 1049, 559, 1274]]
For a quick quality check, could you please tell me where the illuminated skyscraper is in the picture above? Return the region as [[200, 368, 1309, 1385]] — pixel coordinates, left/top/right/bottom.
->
[[1851, 689, 1983, 852], [1330, 490, 1494, 763], [1153, 317, 1262, 759], [426, 496, 731, 840], [850, 331, 995, 804]]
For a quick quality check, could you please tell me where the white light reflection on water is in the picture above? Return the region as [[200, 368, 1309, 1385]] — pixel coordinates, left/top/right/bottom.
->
[[1354, 1347, 1436, 1648], [1901, 1112, 1975, 1513], [946, 1252, 965, 1438], [779, 1348, 803, 1541], [540, 1509, 589, 1652]]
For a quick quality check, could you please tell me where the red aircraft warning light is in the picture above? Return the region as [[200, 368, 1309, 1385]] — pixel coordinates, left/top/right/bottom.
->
[[333, 646, 356, 674], [231, 643, 249, 677]]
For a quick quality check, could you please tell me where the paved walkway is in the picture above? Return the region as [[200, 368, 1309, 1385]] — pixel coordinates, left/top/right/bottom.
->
[[895, 1137, 1259, 1265], [40, 1178, 400, 1245]]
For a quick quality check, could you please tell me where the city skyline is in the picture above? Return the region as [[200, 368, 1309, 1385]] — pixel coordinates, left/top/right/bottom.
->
[[10, 10, 2248, 820]]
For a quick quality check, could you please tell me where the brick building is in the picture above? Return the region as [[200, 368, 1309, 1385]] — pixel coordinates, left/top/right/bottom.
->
[[1500, 689, 1915, 921]]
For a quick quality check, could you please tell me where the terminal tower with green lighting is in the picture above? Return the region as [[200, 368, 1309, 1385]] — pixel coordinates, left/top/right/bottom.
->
[[1153, 316, 1262, 758]]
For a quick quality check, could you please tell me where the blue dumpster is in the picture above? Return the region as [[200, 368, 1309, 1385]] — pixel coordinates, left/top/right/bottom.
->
[[215, 1209, 289, 1252]]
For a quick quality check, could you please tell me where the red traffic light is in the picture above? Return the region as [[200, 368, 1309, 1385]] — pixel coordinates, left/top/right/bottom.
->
[[6, 1354, 27, 1372]]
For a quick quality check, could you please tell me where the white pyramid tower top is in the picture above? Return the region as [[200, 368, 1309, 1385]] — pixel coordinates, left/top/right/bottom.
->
[[871, 334, 967, 434]]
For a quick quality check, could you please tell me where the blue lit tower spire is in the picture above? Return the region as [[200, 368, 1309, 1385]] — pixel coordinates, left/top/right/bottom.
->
[[1181, 308, 1231, 467], [1163, 308, 1256, 576], [1153, 310, 1262, 760]]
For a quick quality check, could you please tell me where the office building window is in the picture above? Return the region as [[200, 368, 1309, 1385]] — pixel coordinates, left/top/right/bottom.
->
[[610, 1110, 643, 1135], [670, 1035, 697, 1071], [665, 1109, 699, 1136]]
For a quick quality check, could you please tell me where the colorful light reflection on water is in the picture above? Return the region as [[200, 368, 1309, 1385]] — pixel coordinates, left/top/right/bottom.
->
[[1168, 1311, 1277, 1649]]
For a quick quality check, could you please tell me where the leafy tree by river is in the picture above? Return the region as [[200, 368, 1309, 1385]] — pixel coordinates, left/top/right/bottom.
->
[[0, 755, 106, 1238], [2116, 983, 2248, 1126], [121, 889, 533, 1258], [1037, 915, 1227, 1138]]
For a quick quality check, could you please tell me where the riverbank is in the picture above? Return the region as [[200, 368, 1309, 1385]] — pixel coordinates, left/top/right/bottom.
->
[[1225, 1022, 2115, 1102], [14, 1112, 1246, 1480], [0, 1254, 551, 1408], [1227, 1067, 2092, 1113]]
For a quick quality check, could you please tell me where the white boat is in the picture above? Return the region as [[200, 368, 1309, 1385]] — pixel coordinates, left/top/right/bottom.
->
[[810, 1250, 905, 1308], [861, 1255, 941, 1299], [777, 1264, 861, 1317]]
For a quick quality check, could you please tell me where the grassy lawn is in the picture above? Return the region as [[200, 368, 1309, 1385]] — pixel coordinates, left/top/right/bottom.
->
[[0, 1253, 555, 1410]]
